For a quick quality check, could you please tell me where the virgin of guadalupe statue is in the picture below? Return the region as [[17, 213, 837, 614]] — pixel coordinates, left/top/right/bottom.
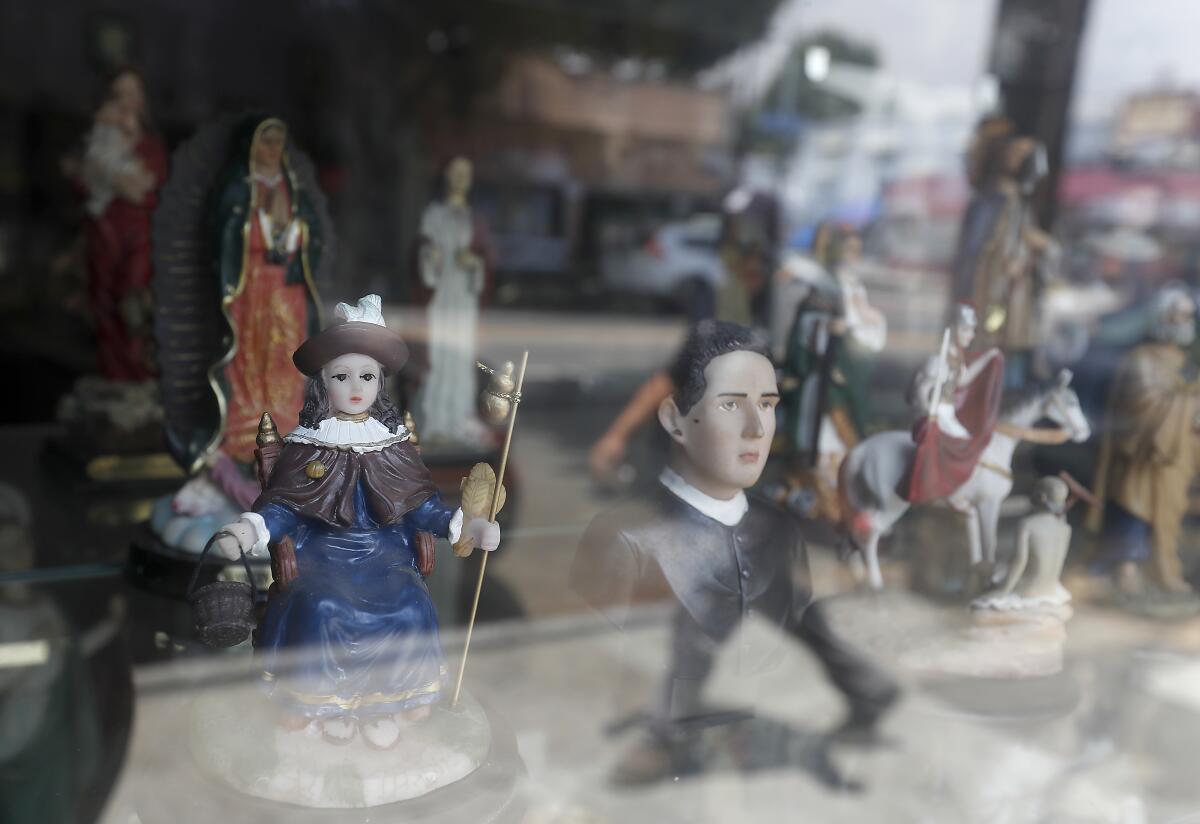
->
[[210, 117, 323, 466], [416, 156, 492, 446], [151, 113, 333, 551]]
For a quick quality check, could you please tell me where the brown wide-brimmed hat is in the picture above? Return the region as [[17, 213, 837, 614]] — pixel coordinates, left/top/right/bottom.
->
[[292, 294, 408, 376]]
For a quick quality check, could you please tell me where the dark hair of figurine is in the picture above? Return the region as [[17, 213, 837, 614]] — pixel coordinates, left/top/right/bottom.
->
[[434, 155, 472, 197], [298, 373, 405, 433], [668, 320, 771, 416], [810, 221, 838, 269], [100, 64, 155, 129]]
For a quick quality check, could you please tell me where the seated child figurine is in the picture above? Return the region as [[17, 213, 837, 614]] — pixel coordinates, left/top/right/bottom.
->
[[215, 295, 500, 750]]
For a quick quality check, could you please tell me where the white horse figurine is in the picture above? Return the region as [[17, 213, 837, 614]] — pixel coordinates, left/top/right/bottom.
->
[[838, 369, 1091, 590]]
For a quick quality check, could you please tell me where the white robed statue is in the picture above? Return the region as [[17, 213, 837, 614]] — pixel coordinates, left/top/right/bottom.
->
[[417, 156, 489, 445]]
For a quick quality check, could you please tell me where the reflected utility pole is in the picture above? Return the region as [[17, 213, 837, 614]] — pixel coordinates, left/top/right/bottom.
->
[[987, 0, 1092, 228]]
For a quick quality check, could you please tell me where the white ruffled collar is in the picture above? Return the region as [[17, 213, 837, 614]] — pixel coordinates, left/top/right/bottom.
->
[[285, 416, 410, 453]]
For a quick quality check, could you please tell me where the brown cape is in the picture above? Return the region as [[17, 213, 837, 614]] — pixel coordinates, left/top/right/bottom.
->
[[254, 438, 438, 528]]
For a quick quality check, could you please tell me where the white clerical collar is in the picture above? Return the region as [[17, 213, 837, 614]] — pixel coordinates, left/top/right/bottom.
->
[[658, 467, 748, 526], [285, 416, 410, 453]]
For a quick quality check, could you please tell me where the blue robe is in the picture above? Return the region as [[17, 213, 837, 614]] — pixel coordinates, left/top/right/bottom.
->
[[254, 481, 455, 718]]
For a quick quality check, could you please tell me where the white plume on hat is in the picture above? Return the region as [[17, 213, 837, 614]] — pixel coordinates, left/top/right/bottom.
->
[[334, 294, 386, 327], [293, 293, 407, 375]]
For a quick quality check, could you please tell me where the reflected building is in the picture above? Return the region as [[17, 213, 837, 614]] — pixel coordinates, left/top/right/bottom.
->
[[771, 68, 985, 232], [414, 53, 734, 291], [1111, 88, 1200, 169]]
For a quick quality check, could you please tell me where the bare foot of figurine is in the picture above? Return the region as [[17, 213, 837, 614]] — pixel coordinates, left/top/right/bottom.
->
[[1161, 577, 1194, 596], [966, 561, 998, 598], [276, 711, 311, 732], [359, 715, 403, 750], [1114, 562, 1143, 597], [400, 704, 432, 722], [319, 717, 356, 745]]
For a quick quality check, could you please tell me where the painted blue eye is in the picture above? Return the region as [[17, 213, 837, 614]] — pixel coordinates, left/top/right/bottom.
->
[[361, 374, 375, 382], [332, 374, 348, 382]]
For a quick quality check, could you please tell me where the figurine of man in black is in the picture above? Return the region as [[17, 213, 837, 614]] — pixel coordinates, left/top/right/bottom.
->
[[573, 320, 898, 783]]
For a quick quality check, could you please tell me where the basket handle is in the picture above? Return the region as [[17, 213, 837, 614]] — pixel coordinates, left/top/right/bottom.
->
[[187, 529, 259, 601]]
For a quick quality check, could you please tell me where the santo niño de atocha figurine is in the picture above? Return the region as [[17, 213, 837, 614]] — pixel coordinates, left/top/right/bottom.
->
[[203, 296, 503, 799], [572, 321, 898, 786]]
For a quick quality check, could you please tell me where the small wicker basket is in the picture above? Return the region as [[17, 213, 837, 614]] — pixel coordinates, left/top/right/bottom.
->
[[187, 530, 259, 648]]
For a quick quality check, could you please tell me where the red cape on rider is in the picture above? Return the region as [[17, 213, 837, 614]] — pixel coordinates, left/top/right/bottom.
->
[[900, 349, 1005, 504]]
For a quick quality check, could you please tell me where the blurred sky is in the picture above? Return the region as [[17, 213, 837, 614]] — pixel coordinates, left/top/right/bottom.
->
[[744, 0, 1200, 124], [772, 0, 996, 87], [1072, 0, 1200, 121]]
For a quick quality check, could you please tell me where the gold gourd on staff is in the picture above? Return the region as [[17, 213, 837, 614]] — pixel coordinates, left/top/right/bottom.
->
[[450, 354, 528, 708]]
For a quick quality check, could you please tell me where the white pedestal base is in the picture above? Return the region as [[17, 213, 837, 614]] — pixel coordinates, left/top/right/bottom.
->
[[189, 689, 491, 808]]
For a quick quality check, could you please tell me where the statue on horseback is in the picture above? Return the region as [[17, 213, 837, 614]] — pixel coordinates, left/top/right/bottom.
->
[[839, 303, 1091, 590], [901, 303, 1006, 504]]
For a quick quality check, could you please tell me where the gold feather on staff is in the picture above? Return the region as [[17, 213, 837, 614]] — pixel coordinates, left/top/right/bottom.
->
[[454, 463, 506, 558], [451, 350, 528, 709]]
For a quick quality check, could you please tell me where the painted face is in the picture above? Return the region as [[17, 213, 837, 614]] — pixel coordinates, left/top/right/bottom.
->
[[110, 72, 145, 119], [669, 350, 779, 498], [1164, 295, 1197, 347], [446, 157, 473, 197], [840, 235, 862, 265], [322, 353, 381, 416], [253, 126, 286, 173], [1017, 142, 1048, 194], [954, 315, 977, 350], [94, 99, 124, 128]]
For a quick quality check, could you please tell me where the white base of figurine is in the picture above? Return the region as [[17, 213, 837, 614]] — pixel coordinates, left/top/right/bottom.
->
[[821, 589, 1070, 681], [898, 607, 1070, 679], [970, 584, 1072, 614], [417, 415, 493, 451], [189, 689, 491, 808]]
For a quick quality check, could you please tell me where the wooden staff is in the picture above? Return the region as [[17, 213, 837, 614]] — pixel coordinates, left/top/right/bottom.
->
[[451, 350, 528, 708]]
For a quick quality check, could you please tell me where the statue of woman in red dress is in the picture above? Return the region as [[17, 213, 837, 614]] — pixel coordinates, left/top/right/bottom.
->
[[78, 67, 167, 381]]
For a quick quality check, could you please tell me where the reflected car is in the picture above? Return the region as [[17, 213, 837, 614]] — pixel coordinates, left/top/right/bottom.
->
[[599, 213, 728, 319]]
